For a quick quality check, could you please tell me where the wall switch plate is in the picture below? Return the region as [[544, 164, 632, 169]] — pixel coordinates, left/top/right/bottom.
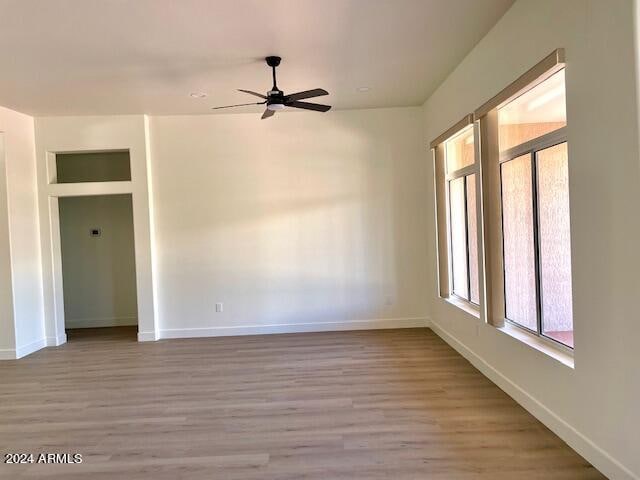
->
[[215, 303, 223, 313]]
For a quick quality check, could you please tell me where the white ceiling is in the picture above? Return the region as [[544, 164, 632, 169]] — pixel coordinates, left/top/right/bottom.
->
[[0, 0, 514, 116]]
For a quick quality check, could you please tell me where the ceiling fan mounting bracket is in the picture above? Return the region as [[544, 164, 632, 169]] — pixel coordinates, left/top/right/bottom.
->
[[265, 56, 281, 67]]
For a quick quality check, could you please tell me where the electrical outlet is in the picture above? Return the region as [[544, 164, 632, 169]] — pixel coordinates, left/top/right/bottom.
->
[[215, 303, 223, 313]]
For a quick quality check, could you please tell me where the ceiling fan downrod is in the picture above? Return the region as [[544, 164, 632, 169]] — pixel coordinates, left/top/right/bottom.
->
[[266, 56, 281, 93]]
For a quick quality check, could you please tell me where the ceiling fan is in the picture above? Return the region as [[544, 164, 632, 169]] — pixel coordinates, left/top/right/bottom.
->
[[211, 56, 331, 119]]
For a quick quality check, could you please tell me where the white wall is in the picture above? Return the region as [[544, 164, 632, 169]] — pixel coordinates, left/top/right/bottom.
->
[[0, 132, 15, 355], [0, 106, 45, 359], [423, 0, 640, 478], [33, 109, 428, 340], [148, 107, 429, 336], [59, 194, 138, 329]]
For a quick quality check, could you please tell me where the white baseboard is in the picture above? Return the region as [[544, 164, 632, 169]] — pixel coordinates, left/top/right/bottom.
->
[[46, 334, 67, 347], [159, 317, 429, 340], [15, 338, 47, 359], [428, 319, 637, 480], [0, 348, 16, 360], [65, 316, 137, 329], [138, 330, 158, 342], [0, 337, 51, 360]]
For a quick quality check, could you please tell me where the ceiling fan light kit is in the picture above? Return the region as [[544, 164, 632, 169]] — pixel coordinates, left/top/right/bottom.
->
[[211, 56, 332, 119]]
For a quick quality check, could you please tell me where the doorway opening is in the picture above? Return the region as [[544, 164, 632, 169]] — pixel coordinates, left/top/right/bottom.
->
[[58, 194, 138, 342]]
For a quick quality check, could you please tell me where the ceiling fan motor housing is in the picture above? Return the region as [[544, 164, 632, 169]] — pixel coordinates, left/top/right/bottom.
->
[[266, 72, 285, 109], [267, 91, 285, 107]]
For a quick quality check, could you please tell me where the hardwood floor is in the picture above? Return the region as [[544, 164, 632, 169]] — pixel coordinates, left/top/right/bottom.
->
[[0, 327, 604, 479]]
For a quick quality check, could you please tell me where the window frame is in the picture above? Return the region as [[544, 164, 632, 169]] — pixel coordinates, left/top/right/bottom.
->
[[431, 116, 482, 313], [474, 49, 574, 354]]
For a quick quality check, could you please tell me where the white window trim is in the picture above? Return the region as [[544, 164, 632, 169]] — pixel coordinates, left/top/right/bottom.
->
[[498, 322, 574, 368], [445, 294, 480, 318]]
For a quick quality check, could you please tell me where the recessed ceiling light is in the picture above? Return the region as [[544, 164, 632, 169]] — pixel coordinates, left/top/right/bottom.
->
[[189, 92, 207, 99], [357, 86, 371, 92]]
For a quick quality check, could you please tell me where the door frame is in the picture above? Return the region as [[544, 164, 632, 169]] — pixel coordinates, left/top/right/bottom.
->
[[51, 187, 143, 336]]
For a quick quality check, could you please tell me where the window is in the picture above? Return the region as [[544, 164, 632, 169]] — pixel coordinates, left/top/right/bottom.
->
[[432, 118, 480, 309], [498, 70, 572, 348], [476, 49, 574, 350]]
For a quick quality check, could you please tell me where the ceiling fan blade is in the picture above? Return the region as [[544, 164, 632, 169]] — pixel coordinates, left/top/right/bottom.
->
[[238, 89, 267, 99], [285, 88, 329, 102], [261, 109, 275, 119], [286, 101, 331, 112], [211, 101, 266, 110]]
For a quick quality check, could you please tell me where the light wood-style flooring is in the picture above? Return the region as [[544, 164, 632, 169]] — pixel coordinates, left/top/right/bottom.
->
[[0, 327, 604, 479]]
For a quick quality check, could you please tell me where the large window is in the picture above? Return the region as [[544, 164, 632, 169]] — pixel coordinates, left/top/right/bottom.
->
[[432, 49, 573, 353], [473, 49, 574, 351], [497, 69, 572, 348], [432, 119, 480, 308]]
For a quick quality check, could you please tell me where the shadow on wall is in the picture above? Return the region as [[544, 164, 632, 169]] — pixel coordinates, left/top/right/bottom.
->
[[152, 109, 428, 329]]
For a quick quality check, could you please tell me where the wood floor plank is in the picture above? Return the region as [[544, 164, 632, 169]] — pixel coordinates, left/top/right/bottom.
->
[[0, 327, 605, 479]]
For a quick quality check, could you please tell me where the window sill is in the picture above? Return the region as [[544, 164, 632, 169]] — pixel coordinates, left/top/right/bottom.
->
[[444, 296, 480, 319], [497, 323, 574, 369]]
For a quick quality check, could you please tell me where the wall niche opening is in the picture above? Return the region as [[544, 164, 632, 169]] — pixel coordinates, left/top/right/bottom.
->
[[55, 150, 131, 183]]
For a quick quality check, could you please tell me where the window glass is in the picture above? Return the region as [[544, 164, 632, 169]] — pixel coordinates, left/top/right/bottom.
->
[[501, 154, 537, 330], [498, 69, 566, 152], [537, 143, 573, 347], [466, 174, 479, 304], [445, 126, 475, 173], [449, 177, 468, 299]]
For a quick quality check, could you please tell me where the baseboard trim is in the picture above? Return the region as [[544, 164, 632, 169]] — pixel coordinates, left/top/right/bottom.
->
[[15, 338, 47, 359], [0, 348, 16, 360], [0, 337, 50, 360], [46, 334, 67, 347], [428, 319, 637, 480], [65, 316, 137, 329], [159, 317, 429, 340], [138, 330, 158, 342]]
